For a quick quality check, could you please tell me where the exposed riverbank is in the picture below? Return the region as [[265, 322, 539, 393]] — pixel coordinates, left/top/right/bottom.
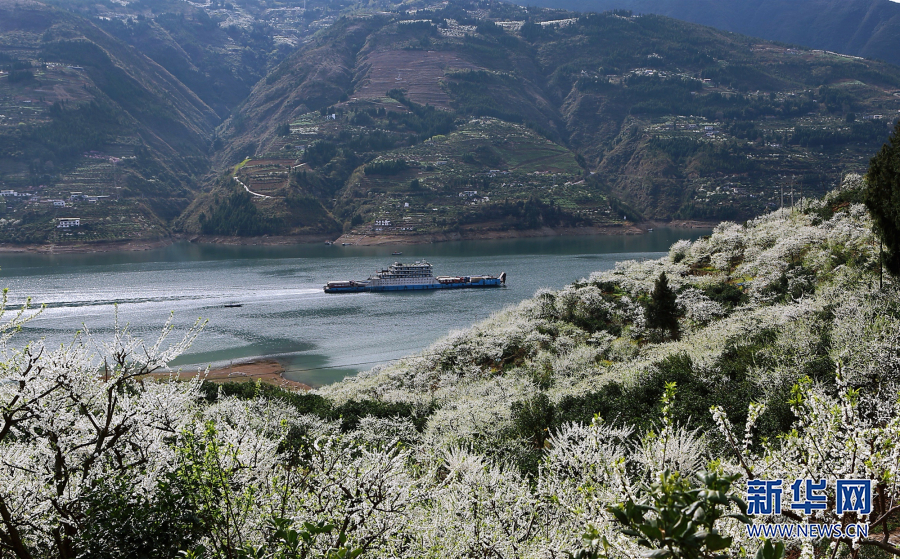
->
[[0, 220, 719, 253], [333, 221, 716, 246], [151, 359, 312, 391]]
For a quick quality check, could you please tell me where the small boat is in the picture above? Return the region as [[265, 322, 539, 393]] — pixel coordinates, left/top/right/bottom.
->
[[223, 303, 243, 308], [342, 242, 351, 246], [392, 251, 402, 255]]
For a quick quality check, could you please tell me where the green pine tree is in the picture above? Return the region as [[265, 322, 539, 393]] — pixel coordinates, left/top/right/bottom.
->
[[646, 272, 681, 340], [864, 121, 900, 277]]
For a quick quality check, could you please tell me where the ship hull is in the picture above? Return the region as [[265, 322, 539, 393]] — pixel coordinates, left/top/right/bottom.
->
[[324, 261, 505, 293]]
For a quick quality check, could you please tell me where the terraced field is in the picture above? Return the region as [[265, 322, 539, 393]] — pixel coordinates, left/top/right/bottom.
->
[[355, 49, 477, 109], [237, 158, 298, 196], [337, 118, 611, 236]]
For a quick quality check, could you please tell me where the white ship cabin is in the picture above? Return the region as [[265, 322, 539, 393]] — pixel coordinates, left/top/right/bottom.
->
[[57, 218, 80, 228], [375, 260, 435, 279]]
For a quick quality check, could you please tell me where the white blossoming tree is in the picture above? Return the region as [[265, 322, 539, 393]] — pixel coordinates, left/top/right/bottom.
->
[[0, 303, 203, 558]]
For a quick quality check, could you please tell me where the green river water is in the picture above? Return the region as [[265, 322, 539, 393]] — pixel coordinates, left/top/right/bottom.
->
[[0, 229, 710, 386]]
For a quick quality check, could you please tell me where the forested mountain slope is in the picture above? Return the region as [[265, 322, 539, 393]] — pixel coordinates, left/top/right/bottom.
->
[[523, 0, 900, 69], [190, 1, 900, 240], [3, 0, 900, 244], [39, 0, 364, 118], [0, 0, 218, 243]]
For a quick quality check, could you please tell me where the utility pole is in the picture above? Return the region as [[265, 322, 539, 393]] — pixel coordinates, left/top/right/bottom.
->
[[790, 175, 795, 212], [780, 181, 784, 217]]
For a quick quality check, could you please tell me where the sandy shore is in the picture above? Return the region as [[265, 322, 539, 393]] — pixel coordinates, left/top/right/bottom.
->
[[151, 359, 312, 391]]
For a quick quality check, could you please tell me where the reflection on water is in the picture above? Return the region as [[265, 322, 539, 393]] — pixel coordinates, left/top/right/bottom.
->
[[0, 230, 710, 386]]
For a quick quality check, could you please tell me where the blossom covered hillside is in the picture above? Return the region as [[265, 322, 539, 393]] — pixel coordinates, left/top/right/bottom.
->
[[2, 177, 899, 558], [321, 176, 887, 458]]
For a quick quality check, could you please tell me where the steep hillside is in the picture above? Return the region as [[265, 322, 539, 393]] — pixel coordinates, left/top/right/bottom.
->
[[195, 1, 900, 238], [524, 0, 900, 69], [43, 0, 378, 118], [95, 9, 276, 119], [0, 0, 218, 244], [321, 176, 886, 468]]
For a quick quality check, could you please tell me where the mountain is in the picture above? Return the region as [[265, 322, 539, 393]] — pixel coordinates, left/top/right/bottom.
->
[[521, 0, 900, 69], [2, 0, 900, 244], [38, 0, 378, 119], [0, 0, 220, 243], [0, 0, 400, 245], [182, 1, 900, 240]]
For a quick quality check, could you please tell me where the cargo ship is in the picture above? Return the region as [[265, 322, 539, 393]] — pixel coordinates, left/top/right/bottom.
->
[[324, 260, 506, 293]]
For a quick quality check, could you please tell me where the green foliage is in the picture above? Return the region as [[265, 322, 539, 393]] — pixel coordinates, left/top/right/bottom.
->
[[606, 195, 644, 222], [356, 93, 455, 144], [760, 263, 816, 303], [345, 130, 398, 152], [198, 381, 433, 434], [363, 159, 409, 176], [647, 138, 755, 175], [864, 121, 900, 276], [200, 190, 284, 236], [241, 517, 364, 559], [22, 101, 119, 165], [810, 183, 864, 221], [791, 120, 890, 148], [646, 272, 682, 340], [304, 141, 338, 168], [461, 145, 504, 168], [566, 525, 610, 559], [74, 474, 204, 558], [552, 332, 798, 446], [608, 470, 752, 559], [6, 69, 34, 83], [510, 392, 555, 449], [701, 283, 748, 310], [175, 421, 258, 556], [756, 540, 786, 559], [458, 197, 589, 229], [199, 381, 330, 414]]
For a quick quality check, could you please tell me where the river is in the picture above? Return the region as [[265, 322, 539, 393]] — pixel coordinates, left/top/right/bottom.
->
[[0, 229, 709, 386]]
